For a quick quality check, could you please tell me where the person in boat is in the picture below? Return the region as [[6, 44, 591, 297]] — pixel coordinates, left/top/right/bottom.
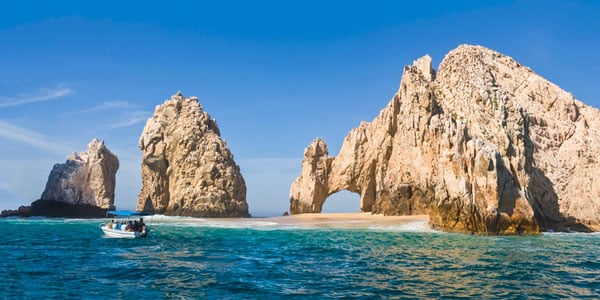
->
[[140, 219, 147, 237], [137, 218, 145, 233], [127, 221, 134, 232]]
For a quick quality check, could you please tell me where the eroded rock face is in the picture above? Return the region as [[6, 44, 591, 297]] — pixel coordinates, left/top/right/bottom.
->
[[289, 138, 332, 213], [290, 45, 600, 234], [137, 92, 249, 217], [41, 138, 118, 212]]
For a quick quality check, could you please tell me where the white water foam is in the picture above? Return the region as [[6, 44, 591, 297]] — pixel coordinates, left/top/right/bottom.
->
[[367, 220, 438, 233], [146, 215, 280, 229], [123, 215, 443, 232]]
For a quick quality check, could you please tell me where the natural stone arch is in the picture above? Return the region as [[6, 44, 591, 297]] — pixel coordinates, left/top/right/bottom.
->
[[289, 138, 378, 214], [290, 45, 600, 234]]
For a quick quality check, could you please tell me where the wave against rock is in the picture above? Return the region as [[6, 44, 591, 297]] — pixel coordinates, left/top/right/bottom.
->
[[137, 92, 249, 217], [290, 45, 600, 234]]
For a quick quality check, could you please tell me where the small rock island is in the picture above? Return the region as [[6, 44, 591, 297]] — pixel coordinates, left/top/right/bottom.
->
[[1, 138, 119, 218], [136, 92, 249, 217], [290, 44, 600, 234]]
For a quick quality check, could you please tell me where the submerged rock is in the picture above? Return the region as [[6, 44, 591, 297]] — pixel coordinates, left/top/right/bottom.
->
[[290, 45, 600, 234], [137, 92, 249, 217]]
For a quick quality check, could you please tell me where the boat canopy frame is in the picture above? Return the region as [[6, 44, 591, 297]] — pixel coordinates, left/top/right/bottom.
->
[[106, 210, 148, 218]]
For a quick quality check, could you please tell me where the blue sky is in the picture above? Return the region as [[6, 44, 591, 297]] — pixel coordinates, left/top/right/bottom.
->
[[0, 1, 598, 216]]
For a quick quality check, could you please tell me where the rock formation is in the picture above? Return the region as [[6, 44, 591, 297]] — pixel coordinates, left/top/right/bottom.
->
[[137, 92, 249, 217], [290, 45, 600, 234], [1, 138, 119, 218], [41, 138, 119, 209]]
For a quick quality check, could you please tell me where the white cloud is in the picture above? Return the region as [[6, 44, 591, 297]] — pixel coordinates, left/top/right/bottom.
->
[[62, 101, 133, 115], [110, 110, 150, 129], [0, 120, 70, 155], [0, 86, 73, 108]]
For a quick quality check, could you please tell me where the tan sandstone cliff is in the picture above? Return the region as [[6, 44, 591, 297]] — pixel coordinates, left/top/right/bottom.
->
[[290, 45, 600, 234], [137, 92, 249, 217], [2, 139, 118, 218], [40, 138, 119, 210]]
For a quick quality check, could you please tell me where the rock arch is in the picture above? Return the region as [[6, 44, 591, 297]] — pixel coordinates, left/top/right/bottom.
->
[[289, 137, 429, 216], [290, 45, 600, 234], [289, 138, 371, 214]]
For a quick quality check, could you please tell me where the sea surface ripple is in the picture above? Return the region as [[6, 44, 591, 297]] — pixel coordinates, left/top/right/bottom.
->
[[1, 218, 599, 299]]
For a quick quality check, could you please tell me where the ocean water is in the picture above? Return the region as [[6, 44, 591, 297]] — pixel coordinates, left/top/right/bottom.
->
[[1, 217, 599, 299]]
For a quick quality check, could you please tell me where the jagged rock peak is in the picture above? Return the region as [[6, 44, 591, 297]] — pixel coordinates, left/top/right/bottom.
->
[[290, 44, 600, 234], [137, 92, 249, 217], [411, 54, 436, 82], [40, 138, 119, 211], [305, 138, 328, 157], [289, 138, 332, 214]]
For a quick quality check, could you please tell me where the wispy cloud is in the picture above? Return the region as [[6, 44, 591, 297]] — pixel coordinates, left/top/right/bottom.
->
[[0, 120, 69, 155], [61, 100, 148, 129], [61, 101, 133, 115], [110, 110, 150, 129], [0, 86, 73, 108]]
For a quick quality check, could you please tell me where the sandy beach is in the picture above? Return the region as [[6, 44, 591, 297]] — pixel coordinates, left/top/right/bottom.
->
[[264, 212, 430, 229], [270, 212, 428, 223], [148, 212, 431, 230]]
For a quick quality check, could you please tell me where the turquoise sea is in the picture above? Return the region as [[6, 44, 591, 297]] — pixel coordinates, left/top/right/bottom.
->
[[1, 217, 598, 299]]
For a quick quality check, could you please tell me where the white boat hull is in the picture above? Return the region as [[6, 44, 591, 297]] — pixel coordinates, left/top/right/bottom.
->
[[100, 225, 144, 238]]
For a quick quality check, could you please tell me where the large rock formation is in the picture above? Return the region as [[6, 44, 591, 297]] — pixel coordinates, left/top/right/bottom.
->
[[290, 45, 600, 234], [40, 138, 119, 210], [1, 138, 119, 218], [137, 92, 249, 217]]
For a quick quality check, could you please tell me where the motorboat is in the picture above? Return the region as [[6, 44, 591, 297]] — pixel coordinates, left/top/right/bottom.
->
[[100, 224, 146, 238], [100, 210, 149, 238]]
